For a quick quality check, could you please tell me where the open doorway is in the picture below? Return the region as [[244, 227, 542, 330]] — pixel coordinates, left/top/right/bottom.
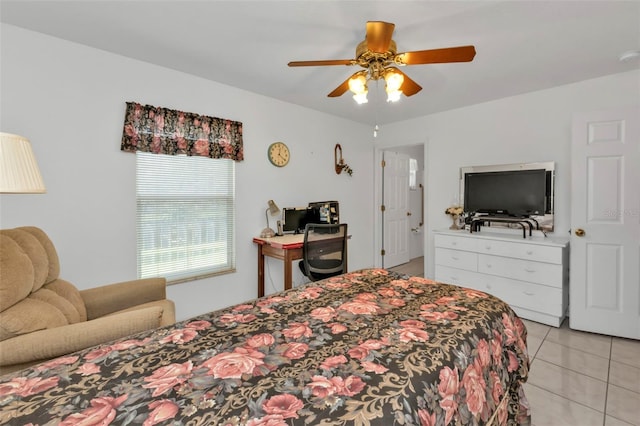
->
[[375, 143, 425, 276]]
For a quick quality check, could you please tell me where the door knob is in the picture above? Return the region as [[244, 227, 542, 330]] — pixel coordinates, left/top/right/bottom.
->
[[575, 228, 586, 237], [407, 212, 412, 216]]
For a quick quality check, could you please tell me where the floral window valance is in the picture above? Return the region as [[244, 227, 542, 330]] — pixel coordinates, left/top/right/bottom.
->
[[121, 102, 244, 161]]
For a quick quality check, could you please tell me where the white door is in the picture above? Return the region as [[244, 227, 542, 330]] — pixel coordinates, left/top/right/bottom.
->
[[383, 151, 410, 268], [570, 107, 640, 339]]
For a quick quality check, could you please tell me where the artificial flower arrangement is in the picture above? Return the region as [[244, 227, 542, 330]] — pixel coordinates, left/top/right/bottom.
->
[[445, 205, 464, 230], [445, 206, 464, 216]]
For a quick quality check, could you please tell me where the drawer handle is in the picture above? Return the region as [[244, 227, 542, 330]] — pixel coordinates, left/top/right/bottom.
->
[[451, 276, 458, 281], [485, 245, 492, 250], [485, 264, 492, 268], [523, 291, 535, 296], [451, 242, 457, 246], [524, 268, 536, 273], [526, 250, 534, 255], [451, 256, 459, 261], [486, 284, 492, 289]]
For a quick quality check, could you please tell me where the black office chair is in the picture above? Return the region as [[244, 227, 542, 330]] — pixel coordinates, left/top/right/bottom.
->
[[298, 223, 348, 282]]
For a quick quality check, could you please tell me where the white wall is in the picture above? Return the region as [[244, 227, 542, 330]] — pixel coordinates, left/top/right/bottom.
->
[[375, 70, 640, 278], [0, 25, 375, 321]]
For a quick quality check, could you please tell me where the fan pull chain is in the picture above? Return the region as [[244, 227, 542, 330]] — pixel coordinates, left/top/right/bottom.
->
[[373, 80, 380, 138]]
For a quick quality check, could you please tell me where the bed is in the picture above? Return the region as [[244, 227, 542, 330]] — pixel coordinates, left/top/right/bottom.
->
[[0, 268, 530, 425]]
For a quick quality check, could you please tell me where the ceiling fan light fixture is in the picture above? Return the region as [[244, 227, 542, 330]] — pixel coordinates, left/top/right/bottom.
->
[[348, 73, 369, 104], [288, 22, 475, 103], [384, 69, 404, 102], [353, 92, 369, 104]]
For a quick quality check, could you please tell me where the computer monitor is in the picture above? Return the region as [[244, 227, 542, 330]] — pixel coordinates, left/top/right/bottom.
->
[[282, 207, 309, 234]]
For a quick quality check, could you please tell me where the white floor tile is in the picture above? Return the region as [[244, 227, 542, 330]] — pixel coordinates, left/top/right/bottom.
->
[[522, 319, 551, 339], [546, 324, 612, 358], [611, 338, 640, 369], [527, 359, 607, 412], [536, 340, 610, 381], [524, 383, 604, 426], [606, 384, 640, 426], [606, 415, 636, 426], [527, 335, 544, 361], [609, 361, 640, 394]]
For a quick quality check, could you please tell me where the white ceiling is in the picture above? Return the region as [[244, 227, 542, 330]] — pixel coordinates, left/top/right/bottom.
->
[[2, 1, 639, 125]]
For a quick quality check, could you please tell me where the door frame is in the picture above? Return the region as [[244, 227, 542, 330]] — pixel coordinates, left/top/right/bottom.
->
[[374, 141, 428, 269]]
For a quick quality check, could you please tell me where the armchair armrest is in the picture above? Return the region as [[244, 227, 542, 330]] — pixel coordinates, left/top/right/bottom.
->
[[0, 306, 164, 369], [80, 277, 167, 320]]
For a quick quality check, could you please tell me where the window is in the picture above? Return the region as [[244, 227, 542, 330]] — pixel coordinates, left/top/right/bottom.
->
[[136, 152, 235, 283], [409, 158, 418, 190]]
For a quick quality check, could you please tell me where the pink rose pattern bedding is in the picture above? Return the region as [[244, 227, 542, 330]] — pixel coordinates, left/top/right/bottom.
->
[[0, 268, 530, 425]]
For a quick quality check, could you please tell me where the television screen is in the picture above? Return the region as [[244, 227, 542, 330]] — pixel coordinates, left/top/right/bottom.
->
[[464, 169, 546, 217]]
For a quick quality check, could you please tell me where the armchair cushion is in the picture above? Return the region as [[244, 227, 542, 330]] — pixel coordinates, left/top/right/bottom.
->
[[0, 297, 68, 341], [0, 235, 34, 311], [0, 306, 164, 370], [44, 278, 87, 321]]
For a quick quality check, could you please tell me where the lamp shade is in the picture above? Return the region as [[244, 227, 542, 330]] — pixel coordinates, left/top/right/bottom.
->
[[0, 132, 46, 193], [267, 199, 280, 216]]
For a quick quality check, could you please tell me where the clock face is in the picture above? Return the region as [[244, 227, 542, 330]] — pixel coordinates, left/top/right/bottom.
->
[[268, 142, 290, 167]]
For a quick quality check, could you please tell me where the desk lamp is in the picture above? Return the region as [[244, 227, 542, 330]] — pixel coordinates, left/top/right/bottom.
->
[[260, 199, 280, 238], [0, 132, 46, 193]]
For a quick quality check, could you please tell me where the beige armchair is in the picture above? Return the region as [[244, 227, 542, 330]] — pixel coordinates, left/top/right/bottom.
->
[[0, 226, 175, 375]]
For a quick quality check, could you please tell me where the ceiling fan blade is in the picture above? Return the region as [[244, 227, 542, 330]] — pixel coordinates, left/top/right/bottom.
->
[[395, 45, 476, 65], [327, 74, 356, 97], [388, 67, 422, 97], [288, 59, 354, 67], [366, 21, 395, 53]]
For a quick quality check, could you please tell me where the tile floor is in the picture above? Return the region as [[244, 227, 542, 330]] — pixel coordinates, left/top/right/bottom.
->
[[390, 257, 640, 426], [524, 318, 640, 426], [389, 256, 425, 277]]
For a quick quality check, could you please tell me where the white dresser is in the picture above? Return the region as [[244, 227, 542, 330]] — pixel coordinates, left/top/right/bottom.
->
[[433, 230, 569, 327]]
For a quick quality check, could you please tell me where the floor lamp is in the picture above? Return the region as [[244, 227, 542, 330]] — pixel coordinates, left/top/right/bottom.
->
[[0, 132, 46, 193], [260, 199, 280, 238]]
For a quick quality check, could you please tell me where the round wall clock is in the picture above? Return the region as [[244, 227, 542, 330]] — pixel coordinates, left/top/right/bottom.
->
[[268, 142, 290, 167]]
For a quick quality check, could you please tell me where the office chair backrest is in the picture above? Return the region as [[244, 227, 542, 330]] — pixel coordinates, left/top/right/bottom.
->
[[300, 223, 347, 281]]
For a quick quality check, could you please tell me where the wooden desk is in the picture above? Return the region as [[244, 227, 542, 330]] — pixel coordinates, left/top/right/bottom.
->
[[253, 233, 349, 297], [253, 234, 304, 297]]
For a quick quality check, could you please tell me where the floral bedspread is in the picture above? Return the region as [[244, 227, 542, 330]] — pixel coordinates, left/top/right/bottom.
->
[[0, 269, 530, 426]]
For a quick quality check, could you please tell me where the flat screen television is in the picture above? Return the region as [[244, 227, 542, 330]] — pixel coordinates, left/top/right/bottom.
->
[[460, 162, 556, 230]]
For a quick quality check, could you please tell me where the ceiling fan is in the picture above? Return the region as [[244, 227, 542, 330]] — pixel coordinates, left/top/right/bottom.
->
[[288, 21, 476, 104]]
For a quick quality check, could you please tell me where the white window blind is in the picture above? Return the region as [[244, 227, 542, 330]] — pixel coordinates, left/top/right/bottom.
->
[[136, 152, 235, 283]]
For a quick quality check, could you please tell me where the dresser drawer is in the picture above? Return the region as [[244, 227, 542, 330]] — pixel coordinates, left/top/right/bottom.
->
[[477, 239, 563, 264], [434, 234, 477, 252], [435, 265, 483, 289], [436, 266, 563, 316], [478, 254, 563, 287], [435, 248, 478, 272], [476, 274, 564, 316]]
